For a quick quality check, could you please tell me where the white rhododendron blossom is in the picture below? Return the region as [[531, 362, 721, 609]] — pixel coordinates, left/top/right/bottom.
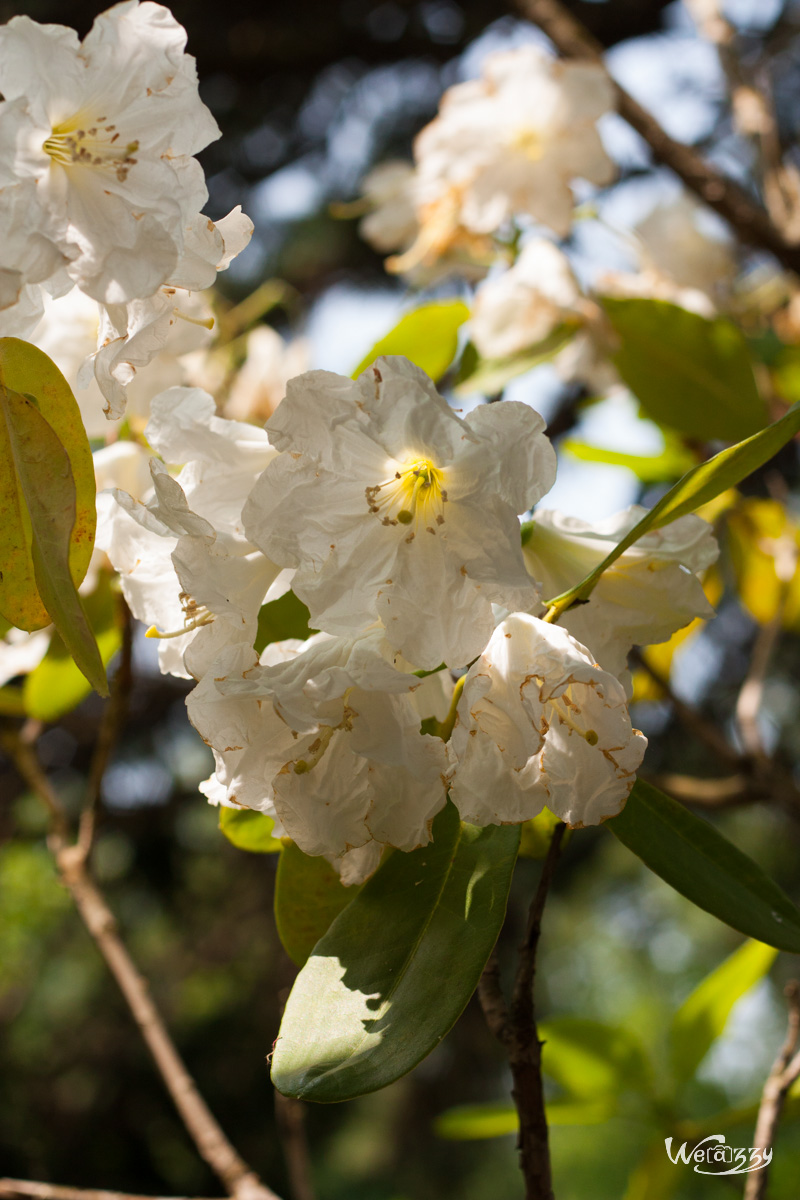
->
[[523, 508, 719, 682], [0, 1, 221, 304], [223, 325, 310, 424], [411, 46, 615, 245], [470, 238, 587, 360], [448, 614, 648, 827], [358, 161, 419, 255], [188, 630, 450, 883], [97, 386, 282, 676], [243, 355, 557, 669]]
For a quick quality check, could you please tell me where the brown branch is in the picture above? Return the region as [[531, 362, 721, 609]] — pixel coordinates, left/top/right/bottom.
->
[[508, 822, 566, 1200], [273, 1094, 315, 1200], [477, 947, 511, 1047], [631, 651, 742, 770], [745, 982, 800, 1200], [515, 0, 800, 275], [0, 730, 281, 1200], [0, 1183, 225, 1200]]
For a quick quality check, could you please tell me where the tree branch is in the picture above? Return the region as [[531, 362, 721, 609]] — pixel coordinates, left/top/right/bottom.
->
[[508, 823, 566, 1200], [515, 0, 800, 274], [745, 981, 800, 1200], [0, 729, 282, 1200], [0, 1183, 224, 1200]]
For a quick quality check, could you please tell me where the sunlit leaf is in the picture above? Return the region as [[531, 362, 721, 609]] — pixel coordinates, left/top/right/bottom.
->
[[454, 324, 574, 396], [271, 803, 520, 1101], [608, 780, 800, 952], [562, 438, 696, 483], [545, 400, 800, 616], [274, 841, 361, 967], [433, 1097, 612, 1140], [518, 808, 567, 859], [254, 590, 316, 653], [219, 806, 282, 853], [669, 939, 777, 1086], [352, 301, 469, 381], [0, 369, 106, 694], [727, 498, 800, 629], [539, 1016, 651, 1102], [23, 576, 121, 720], [600, 298, 767, 440]]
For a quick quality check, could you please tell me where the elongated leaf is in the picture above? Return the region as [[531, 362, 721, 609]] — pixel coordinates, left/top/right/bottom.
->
[[254, 590, 315, 654], [563, 439, 696, 483], [0, 338, 96, 628], [540, 1016, 651, 1101], [546, 399, 800, 614], [219, 806, 282, 853], [275, 842, 361, 967], [352, 301, 469, 381], [608, 780, 800, 952], [669, 939, 777, 1086], [601, 298, 767, 440], [0, 385, 106, 695], [434, 1097, 611, 1140], [24, 576, 121, 720], [454, 325, 574, 396], [271, 803, 520, 1101]]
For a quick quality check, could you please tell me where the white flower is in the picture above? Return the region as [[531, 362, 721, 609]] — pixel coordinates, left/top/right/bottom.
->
[[0, 179, 64, 311], [96, 386, 281, 676], [0, 626, 50, 687], [470, 239, 586, 361], [411, 45, 614, 243], [187, 629, 450, 883], [93, 440, 153, 500], [243, 355, 557, 669], [448, 613, 647, 827], [0, 2, 221, 304], [358, 161, 419, 255], [523, 507, 719, 682], [223, 325, 310, 425]]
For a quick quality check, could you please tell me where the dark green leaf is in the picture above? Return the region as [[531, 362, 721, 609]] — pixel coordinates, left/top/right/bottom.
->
[[600, 298, 767, 440], [608, 780, 800, 952], [254, 590, 315, 654], [219, 806, 282, 853], [271, 803, 520, 1101], [275, 841, 361, 967], [352, 301, 469, 381]]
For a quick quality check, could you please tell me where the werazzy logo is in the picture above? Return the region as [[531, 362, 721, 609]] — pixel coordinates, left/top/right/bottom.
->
[[665, 1135, 771, 1176]]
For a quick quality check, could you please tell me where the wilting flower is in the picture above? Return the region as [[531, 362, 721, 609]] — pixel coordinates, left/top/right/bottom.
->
[[409, 45, 614, 247], [243, 355, 556, 669], [0, 1, 221, 304], [448, 613, 647, 827], [523, 507, 719, 682], [188, 628, 450, 883]]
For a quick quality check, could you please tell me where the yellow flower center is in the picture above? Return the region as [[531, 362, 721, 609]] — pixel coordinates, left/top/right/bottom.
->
[[43, 115, 140, 182], [509, 126, 544, 161], [365, 456, 448, 539]]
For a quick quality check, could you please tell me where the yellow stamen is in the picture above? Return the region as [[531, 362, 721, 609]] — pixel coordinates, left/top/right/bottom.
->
[[366, 457, 447, 531], [145, 612, 215, 639]]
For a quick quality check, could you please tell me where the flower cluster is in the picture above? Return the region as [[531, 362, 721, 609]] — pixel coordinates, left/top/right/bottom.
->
[[0, 2, 252, 420]]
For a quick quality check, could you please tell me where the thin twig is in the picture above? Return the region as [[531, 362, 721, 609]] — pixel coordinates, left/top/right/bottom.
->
[[515, 0, 800, 274], [477, 947, 511, 1047], [0, 730, 281, 1200], [631, 651, 742, 769], [273, 1094, 316, 1200], [745, 982, 800, 1200], [508, 823, 566, 1200], [0, 1183, 225, 1200], [78, 596, 134, 858]]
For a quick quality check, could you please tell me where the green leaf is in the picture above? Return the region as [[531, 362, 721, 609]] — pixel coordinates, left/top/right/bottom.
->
[[271, 803, 520, 1102], [540, 1016, 651, 1102], [0, 686, 25, 716], [0, 375, 106, 695], [623, 1142, 681, 1200], [219, 806, 282, 853], [23, 576, 121, 720], [434, 1098, 612, 1140], [274, 841, 361, 967], [669, 939, 777, 1086], [454, 324, 575, 396], [608, 780, 800, 953], [600, 298, 767, 440], [254, 590, 316, 654], [545, 399, 800, 615], [562, 438, 696, 483], [352, 301, 469, 381]]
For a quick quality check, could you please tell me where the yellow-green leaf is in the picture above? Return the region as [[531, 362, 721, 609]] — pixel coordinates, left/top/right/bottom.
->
[[454, 324, 575, 396], [0, 382, 106, 695], [434, 1098, 612, 1140], [352, 301, 469, 381], [0, 338, 96, 628], [274, 841, 361, 966], [219, 806, 283, 853]]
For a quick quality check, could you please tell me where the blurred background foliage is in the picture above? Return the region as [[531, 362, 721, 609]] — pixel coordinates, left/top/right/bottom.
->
[[3, 0, 800, 1197]]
